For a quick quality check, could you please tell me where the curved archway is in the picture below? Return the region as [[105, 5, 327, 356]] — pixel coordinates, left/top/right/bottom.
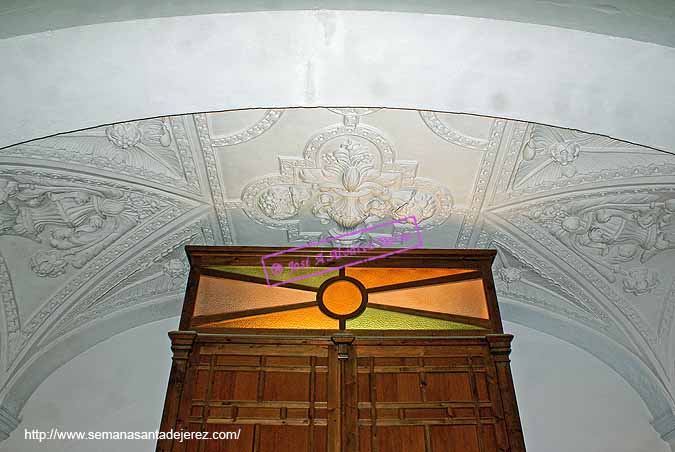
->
[[1, 11, 674, 151], [1, 6, 675, 449]]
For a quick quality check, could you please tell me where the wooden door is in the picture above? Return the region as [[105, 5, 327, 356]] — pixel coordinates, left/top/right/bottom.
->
[[160, 337, 334, 452], [159, 334, 521, 452], [342, 337, 515, 452]]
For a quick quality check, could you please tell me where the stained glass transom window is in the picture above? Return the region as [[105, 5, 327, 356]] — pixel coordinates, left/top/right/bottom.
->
[[192, 265, 490, 332]]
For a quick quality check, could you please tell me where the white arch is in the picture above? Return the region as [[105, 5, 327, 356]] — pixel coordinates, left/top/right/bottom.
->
[[1, 7, 675, 449], [1, 11, 674, 151]]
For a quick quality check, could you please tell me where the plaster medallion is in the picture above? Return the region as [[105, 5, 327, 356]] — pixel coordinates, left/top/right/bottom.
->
[[241, 123, 452, 241]]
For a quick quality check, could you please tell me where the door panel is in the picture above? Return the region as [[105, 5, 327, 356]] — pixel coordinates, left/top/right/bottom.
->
[[179, 343, 331, 452], [163, 337, 515, 452], [352, 341, 511, 452]]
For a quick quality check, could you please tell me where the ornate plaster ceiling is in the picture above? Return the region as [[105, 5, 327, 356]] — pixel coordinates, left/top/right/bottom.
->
[[0, 107, 673, 445]]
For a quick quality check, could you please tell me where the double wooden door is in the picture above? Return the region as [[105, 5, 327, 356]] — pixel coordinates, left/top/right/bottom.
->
[[158, 333, 524, 452]]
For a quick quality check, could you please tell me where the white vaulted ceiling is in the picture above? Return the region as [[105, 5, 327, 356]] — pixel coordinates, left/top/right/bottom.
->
[[0, 107, 673, 446], [1, 0, 674, 44]]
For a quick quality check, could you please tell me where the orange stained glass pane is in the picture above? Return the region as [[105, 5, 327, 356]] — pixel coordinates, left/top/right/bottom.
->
[[368, 279, 489, 319], [345, 267, 475, 289], [322, 279, 363, 315], [200, 306, 338, 329], [194, 276, 316, 317]]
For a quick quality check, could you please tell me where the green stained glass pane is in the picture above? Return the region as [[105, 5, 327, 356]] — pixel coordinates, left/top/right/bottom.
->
[[206, 265, 337, 288], [346, 307, 483, 330]]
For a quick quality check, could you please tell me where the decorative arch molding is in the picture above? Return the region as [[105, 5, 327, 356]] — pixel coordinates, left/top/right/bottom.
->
[[485, 213, 661, 355], [1, 10, 674, 152]]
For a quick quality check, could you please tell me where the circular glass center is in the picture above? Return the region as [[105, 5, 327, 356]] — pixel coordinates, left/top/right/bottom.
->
[[321, 279, 364, 316]]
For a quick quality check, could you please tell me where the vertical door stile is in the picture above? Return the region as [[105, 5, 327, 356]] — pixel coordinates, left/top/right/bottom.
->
[[308, 355, 316, 451], [157, 332, 197, 452], [252, 355, 265, 452], [327, 344, 342, 452], [369, 357, 379, 452], [343, 342, 359, 452], [330, 334, 357, 452], [483, 343, 512, 452]]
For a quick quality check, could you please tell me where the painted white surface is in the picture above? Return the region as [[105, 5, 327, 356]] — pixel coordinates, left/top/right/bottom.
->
[[505, 321, 670, 452], [1, 0, 674, 45], [1, 11, 674, 152], [0, 317, 667, 451], [0, 317, 178, 452]]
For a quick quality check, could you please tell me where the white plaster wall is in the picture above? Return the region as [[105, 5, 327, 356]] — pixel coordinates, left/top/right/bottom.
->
[[0, 318, 668, 451], [0, 317, 178, 452], [505, 321, 669, 452], [2, 11, 675, 152], [2, 0, 674, 45]]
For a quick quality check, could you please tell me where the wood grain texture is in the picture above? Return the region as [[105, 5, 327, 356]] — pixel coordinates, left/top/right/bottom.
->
[[159, 247, 525, 451]]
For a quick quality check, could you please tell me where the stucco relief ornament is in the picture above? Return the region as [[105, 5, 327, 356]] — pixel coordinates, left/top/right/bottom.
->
[[496, 267, 525, 288], [52, 118, 188, 185], [241, 124, 452, 242], [622, 267, 659, 296], [106, 119, 172, 149], [106, 123, 143, 149], [257, 186, 310, 221], [3, 117, 201, 192], [514, 126, 597, 188], [302, 139, 399, 230], [0, 176, 138, 277], [527, 193, 675, 294], [327, 108, 382, 127], [163, 258, 189, 289], [101, 119, 180, 173]]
